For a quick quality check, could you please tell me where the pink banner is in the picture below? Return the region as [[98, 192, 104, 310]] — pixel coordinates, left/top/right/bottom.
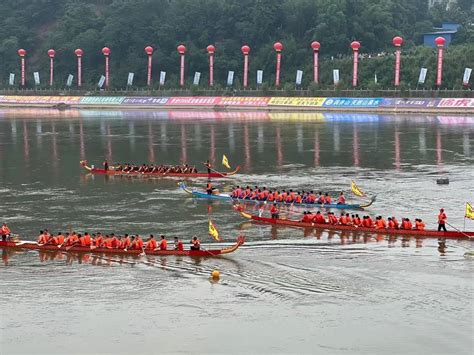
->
[[77, 57, 82, 87], [147, 55, 152, 86], [21, 58, 25, 86], [209, 54, 214, 87], [218, 97, 270, 106], [166, 97, 220, 106], [438, 98, 474, 108], [105, 56, 110, 87], [313, 51, 319, 84], [275, 53, 282, 87], [180, 55, 185, 86], [394, 50, 401, 86], [50, 58, 54, 87], [352, 51, 358, 87]]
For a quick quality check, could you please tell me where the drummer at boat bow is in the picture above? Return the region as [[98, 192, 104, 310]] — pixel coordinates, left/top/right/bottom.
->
[[190, 236, 201, 250], [1, 223, 11, 241]]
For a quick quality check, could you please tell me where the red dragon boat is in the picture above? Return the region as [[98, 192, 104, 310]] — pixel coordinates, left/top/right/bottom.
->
[[0, 236, 245, 257], [236, 209, 474, 240], [80, 160, 240, 179]]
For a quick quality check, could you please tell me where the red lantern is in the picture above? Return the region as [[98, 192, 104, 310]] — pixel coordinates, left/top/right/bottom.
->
[[435, 37, 446, 87], [350, 41, 360, 87], [75, 49, 83, 87], [435, 36, 446, 47], [102, 47, 110, 87], [241, 45, 250, 88], [145, 46, 154, 86], [273, 42, 283, 86], [207, 45, 215, 87], [48, 49, 56, 87], [177, 44, 187, 86], [392, 37, 403, 86], [392, 36, 403, 47], [241, 45, 250, 55], [311, 41, 321, 84], [18, 49, 26, 86]]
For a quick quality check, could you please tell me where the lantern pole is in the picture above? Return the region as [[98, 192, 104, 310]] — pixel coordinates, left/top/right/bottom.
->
[[48, 49, 55, 87], [241, 45, 250, 88], [435, 37, 446, 88], [18, 49, 26, 87], [273, 42, 283, 87], [351, 41, 361, 87], [145, 46, 154, 86], [311, 41, 320, 84], [177, 45, 187, 87], [102, 47, 111, 88], [392, 36, 403, 87], [75, 49, 83, 87], [207, 45, 215, 87]]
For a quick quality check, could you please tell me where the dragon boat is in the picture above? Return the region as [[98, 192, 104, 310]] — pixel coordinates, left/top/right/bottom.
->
[[180, 182, 375, 211], [80, 160, 240, 179], [0, 236, 245, 257], [236, 209, 474, 240]]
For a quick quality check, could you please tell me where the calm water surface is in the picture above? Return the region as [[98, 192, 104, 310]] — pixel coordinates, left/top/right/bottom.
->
[[1, 109, 473, 355]]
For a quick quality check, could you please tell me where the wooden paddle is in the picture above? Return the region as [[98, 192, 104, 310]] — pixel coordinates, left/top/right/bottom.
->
[[202, 162, 226, 178], [445, 222, 474, 239]]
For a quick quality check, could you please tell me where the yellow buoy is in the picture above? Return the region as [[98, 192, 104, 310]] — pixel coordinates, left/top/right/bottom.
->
[[211, 270, 220, 279]]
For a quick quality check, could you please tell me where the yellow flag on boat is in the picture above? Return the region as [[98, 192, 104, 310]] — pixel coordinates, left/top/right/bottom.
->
[[222, 154, 231, 169], [465, 202, 474, 220], [209, 219, 220, 241], [351, 180, 365, 197]]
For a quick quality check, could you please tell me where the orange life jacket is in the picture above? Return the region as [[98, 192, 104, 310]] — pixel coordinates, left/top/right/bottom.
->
[[146, 239, 157, 250], [415, 221, 425, 231], [159, 239, 167, 250]]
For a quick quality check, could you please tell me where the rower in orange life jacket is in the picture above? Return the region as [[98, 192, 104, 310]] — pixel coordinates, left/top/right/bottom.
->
[[415, 219, 425, 231], [375, 216, 386, 229], [121, 234, 131, 249], [391, 216, 399, 229], [103, 235, 113, 248], [437, 208, 447, 232], [145, 235, 157, 250], [159, 235, 167, 250], [339, 213, 348, 225], [270, 204, 279, 219], [313, 211, 326, 224], [173, 237, 184, 251], [258, 190, 266, 201], [1, 223, 11, 241], [94, 233, 103, 248], [250, 189, 258, 200], [135, 235, 144, 249], [387, 217, 396, 229], [301, 211, 311, 223], [325, 193, 332, 204], [316, 192, 325, 204], [401, 218, 413, 229], [307, 191, 316, 203], [190, 236, 200, 250], [337, 192, 346, 205], [267, 192, 275, 202], [295, 193, 303, 204]]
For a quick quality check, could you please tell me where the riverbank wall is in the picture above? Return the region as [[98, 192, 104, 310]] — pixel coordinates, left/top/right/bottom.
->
[[0, 95, 473, 114]]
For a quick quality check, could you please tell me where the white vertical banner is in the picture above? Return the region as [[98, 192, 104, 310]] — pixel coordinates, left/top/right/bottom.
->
[[127, 72, 134, 86], [9, 73, 15, 86], [463, 68, 472, 85], [374, 73, 378, 84], [193, 72, 201, 85], [295, 70, 303, 85], [227, 71, 234, 86], [159, 71, 166, 85], [256, 70, 263, 85], [333, 69, 340, 85], [66, 74, 74, 87], [33, 72, 40, 85], [418, 68, 427, 84], [98, 75, 106, 88]]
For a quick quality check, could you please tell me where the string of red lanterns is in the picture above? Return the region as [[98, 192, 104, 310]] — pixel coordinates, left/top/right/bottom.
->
[[12, 38, 451, 88]]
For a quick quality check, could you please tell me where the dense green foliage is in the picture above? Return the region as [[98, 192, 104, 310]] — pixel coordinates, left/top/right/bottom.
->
[[0, 0, 472, 89]]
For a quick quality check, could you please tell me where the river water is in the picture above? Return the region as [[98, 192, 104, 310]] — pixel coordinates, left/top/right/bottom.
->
[[0, 109, 473, 355]]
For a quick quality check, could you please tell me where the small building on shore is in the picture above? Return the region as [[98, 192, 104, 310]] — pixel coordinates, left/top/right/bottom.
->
[[423, 22, 461, 47]]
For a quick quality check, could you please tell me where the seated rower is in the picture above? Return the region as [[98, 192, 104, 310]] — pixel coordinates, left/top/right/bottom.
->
[[312, 211, 326, 224], [79, 232, 92, 247], [415, 219, 425, 231], [328, 212, 338, 225], [307, 191, 316, 204], [295, 193, 303, 204], [159, 235, 167, 250], [121, 234, 131, 249], [375, 216, 386, 229], [190, 236, 201, 250], [337, 192, 346, 205], [391, 216, 399, 229], [206, 182, 214, 195], [174, 237, 184, 251], [135, 235, 144, 249], [301, 211, 312, 223], [270, 203, 279, 219], [387, 217, 396, 229], [339, 213, 348, 225], [145, 234, 157, 250], [1, 223, 11, 241], [103, 235, 113, 248], [37, 230, 46, 244], [316, 192, 325, 204], [325, 193, 332, 204]]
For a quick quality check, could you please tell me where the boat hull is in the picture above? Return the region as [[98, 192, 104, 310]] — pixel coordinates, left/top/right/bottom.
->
[[0, 237, 244, 257], [180, 183, 374, 210], [238, 212, 474, 240], [80, 161, 240, 179]]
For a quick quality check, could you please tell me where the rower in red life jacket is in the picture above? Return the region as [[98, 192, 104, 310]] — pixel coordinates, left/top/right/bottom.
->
[[258, 189, 266, 201], [301, 211, 311, 223], [94, 233, 104, 248], [325, 193, 332, 204], [80, 232, 92, 247], [174, 237, 184, 251], [1, 223, 11, 241], [102, 235, 113, 248], [415, 219, 425, 231], [190, 236, 201, 250], [339, 213, 348, 225], [267, 193, 275, 202], [391, 216, 399, 229], [307, 191, 316, 204], [145, 234, 157, 250], [159, 235, 167, 250], [270, 203, 279, 219], [273, 191, 280, 201], [249, 189, 258, 200], [362, 216, 372, 228], [375, 216, 386, 229], [353, 214, 362, 226], [337, 192, 346, 205], [263, 188, 270, 199], [233, 186, 242, 198], [295, 193, 303, 204], [121, 234, 131, 249], [313, 211, 326, 224], [135, 235, 144, 249], [437, 208, 447, 232], [316, 192, 325, 204], [387, 217, 396, 229]]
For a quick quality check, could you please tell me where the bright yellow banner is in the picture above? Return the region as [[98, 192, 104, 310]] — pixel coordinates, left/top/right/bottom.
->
[[268, 97, 326, 106], [351, 180, 365, 197], [222, 154, 231, 169], [466, 202, 474, 220], [209, 220, 220, 241], [269, 112, 325, 121]]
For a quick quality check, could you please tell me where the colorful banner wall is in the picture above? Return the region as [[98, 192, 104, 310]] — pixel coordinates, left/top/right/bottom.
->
[[437, 98, 474, 108], [0, 95, 81, 104], [166, 97, 221, 106], [79, 96, 125, 104], [268, 97, 325, 106], [219, 97, 270, 106], [323, 98, 382, 108], [122, 97, 169, 105], [380, 98, 439, 108]]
